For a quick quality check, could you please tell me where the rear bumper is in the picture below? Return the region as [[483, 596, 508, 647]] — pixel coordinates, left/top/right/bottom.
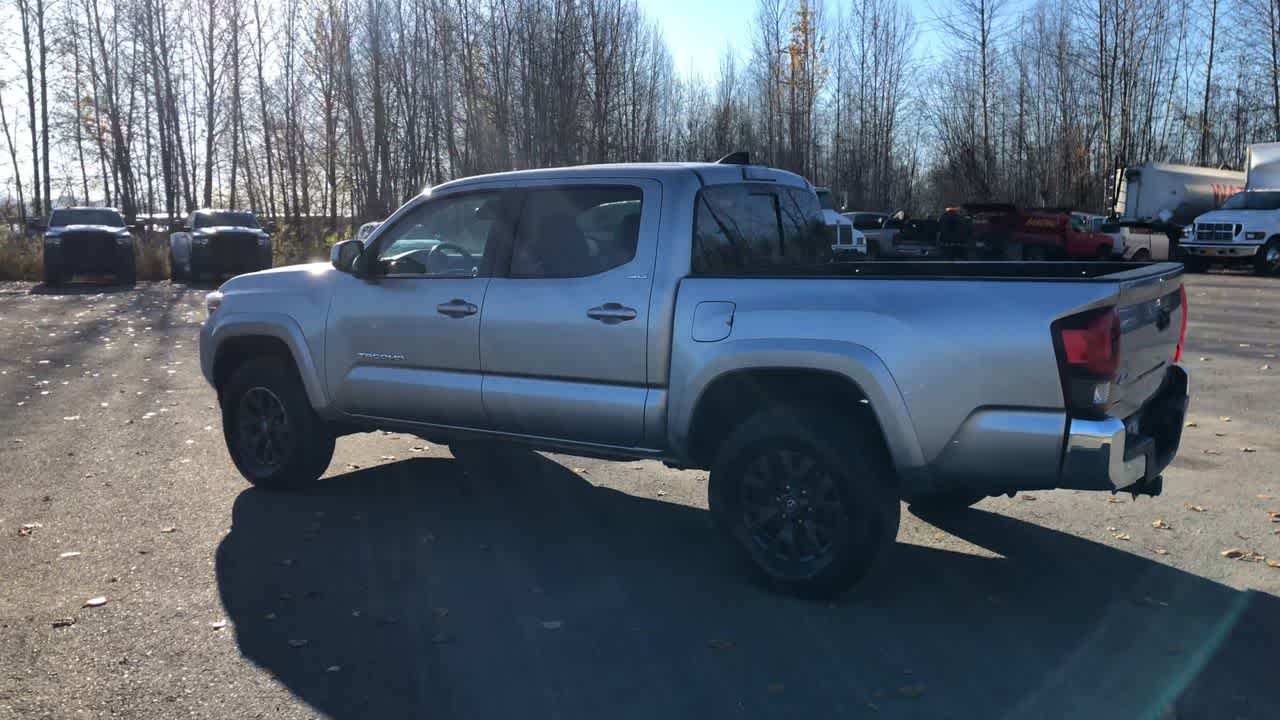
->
[[1181, 242, 1262, 260], [1061, 364, 1189, 492]]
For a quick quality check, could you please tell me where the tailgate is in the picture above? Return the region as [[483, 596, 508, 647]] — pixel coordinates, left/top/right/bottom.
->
[[1111, 265, 1185, 418]]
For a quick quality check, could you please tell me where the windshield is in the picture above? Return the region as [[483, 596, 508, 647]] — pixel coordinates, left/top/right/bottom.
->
[[1220, 191, 1280, 210], [49, 209, 124, 227], [195, 211, 260, 228]]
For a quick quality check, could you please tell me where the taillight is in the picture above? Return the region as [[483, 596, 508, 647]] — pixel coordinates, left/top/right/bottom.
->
[[1053, 306, 1121, 415], [1057, 307, 1120, 375], [1173, 284, 1188, 363]]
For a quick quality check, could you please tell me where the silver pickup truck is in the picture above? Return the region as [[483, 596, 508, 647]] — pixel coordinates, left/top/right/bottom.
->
[[200, 161, 1190, 595]]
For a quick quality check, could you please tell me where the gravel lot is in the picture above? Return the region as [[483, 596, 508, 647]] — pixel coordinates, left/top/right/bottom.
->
[[1, 272, 1278, 720]]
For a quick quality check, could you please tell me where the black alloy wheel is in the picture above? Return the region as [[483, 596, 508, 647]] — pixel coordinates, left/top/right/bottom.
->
[[235, 386, 293, 476]]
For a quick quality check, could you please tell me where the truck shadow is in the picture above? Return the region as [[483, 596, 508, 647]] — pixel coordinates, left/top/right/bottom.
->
[[216, 450, 1276, 720], [27, 279, 138, 295]]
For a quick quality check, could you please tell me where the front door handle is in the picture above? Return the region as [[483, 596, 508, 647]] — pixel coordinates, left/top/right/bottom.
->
[[587, 303, 638, 324], [437, 299, 478, 317]]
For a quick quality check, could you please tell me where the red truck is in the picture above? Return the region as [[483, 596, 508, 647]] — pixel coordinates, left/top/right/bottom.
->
[[1017, 210, 1117, 260]]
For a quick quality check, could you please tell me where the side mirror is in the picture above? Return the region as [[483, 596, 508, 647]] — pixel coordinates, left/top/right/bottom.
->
[[331, 238, 365, 274]]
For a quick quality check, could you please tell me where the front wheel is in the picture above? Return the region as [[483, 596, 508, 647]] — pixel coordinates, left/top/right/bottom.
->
[[221, 357, 335, 491], [42, 264, 63, 287], [1254, 238, 1280, 276], [709, 409, 900, 598]]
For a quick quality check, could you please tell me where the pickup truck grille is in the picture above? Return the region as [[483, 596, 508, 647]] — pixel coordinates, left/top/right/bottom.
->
[[1194, 223, 1241, 243], [209, 233, 260, 268], [61, 231, 119, 271]]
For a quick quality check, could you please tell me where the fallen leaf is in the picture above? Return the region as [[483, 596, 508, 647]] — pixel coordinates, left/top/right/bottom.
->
[[1263, 365, 1272, 371], [1184, 503, 1206, 512], [1202, 449, 1221, 455], [1214, 432, 1227, 437], [1106, 526, 1118, 532], [83, 596, 107, 608], [18, 522, 42, 537], [1154, 548, 1169, 556], [707, 639, 735, 650], [1241, 447, 1256, 453], [573, 467, 587, 474], [1022, 494, 1037, 501], [1267, 511, 1280, 519], [1220, 548, 1246, 559], [51, 617, 76, 628], [656, 489, 668, 497], [379, 455, 396, 461], [1259, 494, 1275, 500], [896, 683, 927, 699], [1220, 416, 1232, 423], [1113, 533, 1131, 541], [1106, 496, 1124, 504], [211, 620, 228, 630], [160, 527, 176, 533], [288, 639, 308, 648], [1184, 421, 1198, 428], [1152, 519, 1171, 529], [541, 620, 563, 630], [326, 665, 342, 672], [58, 551, 81, 559]]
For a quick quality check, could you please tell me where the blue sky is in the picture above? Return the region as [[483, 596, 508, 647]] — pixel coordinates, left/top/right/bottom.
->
[[637, 0, 946, 80]]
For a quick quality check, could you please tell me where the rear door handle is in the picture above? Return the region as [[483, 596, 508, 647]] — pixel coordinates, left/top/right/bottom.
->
[[587, 303, 638, 324], [437, 299, 478, 317]]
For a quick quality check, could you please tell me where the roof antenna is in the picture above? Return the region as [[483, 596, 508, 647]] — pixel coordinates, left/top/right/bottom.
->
[[716, 151, 750, 165]]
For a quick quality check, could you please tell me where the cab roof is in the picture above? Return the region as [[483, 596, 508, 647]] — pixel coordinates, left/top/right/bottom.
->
[[431, 162, 812, 195]]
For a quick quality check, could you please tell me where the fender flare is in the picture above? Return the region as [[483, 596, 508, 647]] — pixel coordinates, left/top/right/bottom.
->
[[204, 313, 329, 412], [670, 338, 926, 472]]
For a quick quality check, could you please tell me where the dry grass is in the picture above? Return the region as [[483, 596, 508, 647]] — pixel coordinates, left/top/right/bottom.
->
[[0, 232, 44, 280]]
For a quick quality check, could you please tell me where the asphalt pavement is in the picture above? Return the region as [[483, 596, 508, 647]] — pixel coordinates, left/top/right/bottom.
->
[[1, 272, 1278, 720]]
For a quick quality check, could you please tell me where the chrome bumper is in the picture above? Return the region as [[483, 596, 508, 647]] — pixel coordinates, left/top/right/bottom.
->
[[1062, 365, 1190, 491], [1181, 242, 1263, 258]]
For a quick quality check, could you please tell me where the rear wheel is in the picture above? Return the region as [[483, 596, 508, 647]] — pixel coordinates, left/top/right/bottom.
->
[[1025, 245, 1047, 261], [1254, 238, 1280, 276], [221, 357, 334, 491], [119, 254, 136, 285], [42, 264, 63, 287], [1095, 244, 1112, 260], [1132, 249, 1151, 262], [169, 253, 184, 282], [709, 408, 900, 598]]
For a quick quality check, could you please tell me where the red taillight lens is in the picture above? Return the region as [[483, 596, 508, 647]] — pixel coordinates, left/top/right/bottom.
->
[[1057, 307, 1121, 376], [1173, 284, 1188, 363]]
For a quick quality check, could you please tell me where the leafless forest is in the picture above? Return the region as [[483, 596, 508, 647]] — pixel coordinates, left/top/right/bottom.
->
[[0, 0, 1274, 236]]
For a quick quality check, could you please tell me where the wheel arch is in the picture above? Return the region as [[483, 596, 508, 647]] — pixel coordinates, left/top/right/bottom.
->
[[206, 314, 328, 412], [673, 343, 926, 474]]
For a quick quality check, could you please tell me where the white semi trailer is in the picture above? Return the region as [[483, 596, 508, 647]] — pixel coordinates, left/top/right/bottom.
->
[[1110, 162, 1245, 225]]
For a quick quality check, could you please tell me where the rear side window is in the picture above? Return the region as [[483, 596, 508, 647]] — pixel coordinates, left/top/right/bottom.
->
[[693, 184, 832, 274], [511, 186, 642, 278]]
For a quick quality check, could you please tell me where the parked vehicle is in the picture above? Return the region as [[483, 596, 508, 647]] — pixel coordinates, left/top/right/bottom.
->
[[1182, 143, 1280, 275], [42, 207, 136, 286], [844, 212, 893, 258], [1111, 162, 1245, 226], [1106, 222, 1171, 262], [1017, 210, 1118, 260], [169, 209, 272, 281], [201, 160, 1190, 595], [845, 212, 940, 258]]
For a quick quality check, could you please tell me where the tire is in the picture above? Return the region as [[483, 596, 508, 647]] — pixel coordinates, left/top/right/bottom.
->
[[708, 408, 900, 598], [119, 256, 136, 285], [1132, 249, 1151, 262], [43, 264, 62, 287], [1183, 257, 1209, 273], [1254, 237, 1280, 277], [1095, 245, 1111, 261], [867, 242, 880, 260], [908, 491, 987, 514], [169, 253, 184, 282], [220, 357, 335, 491], [1025, 245, 1047, 261]]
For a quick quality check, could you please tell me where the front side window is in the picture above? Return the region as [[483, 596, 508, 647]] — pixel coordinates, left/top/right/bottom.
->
[[510, 186, 643, 278], [375, 192, 503, 277]]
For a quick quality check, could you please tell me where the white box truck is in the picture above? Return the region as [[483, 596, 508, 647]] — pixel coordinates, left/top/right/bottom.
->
[[1182, 143, 1280, 275]]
